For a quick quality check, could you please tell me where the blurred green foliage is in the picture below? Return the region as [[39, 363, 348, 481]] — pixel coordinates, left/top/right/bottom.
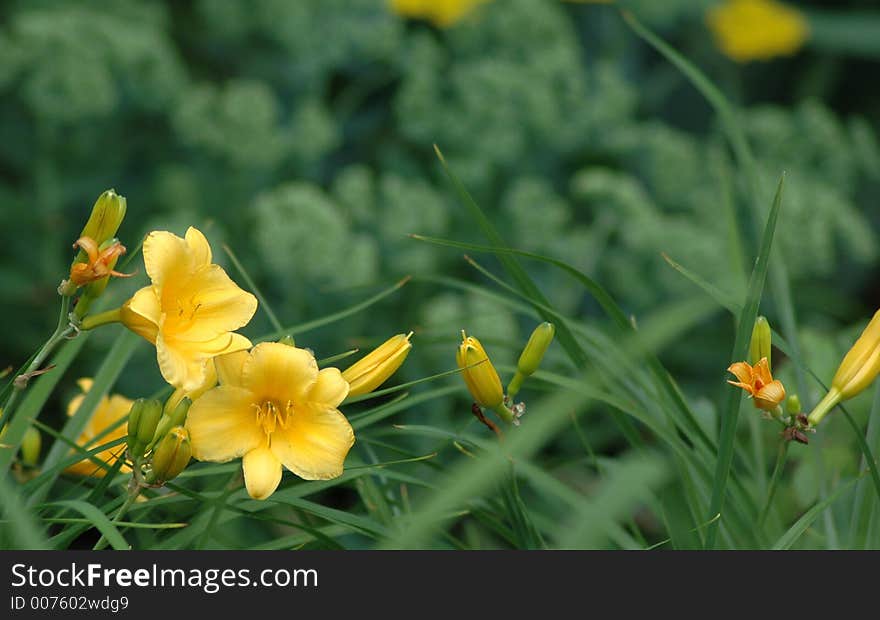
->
[[2, 0, 880, 548]]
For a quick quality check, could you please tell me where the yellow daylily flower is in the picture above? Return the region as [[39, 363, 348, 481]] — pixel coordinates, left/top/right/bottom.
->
[[185, 343, 355, 500], [342, 332, 413, 397], [707, 0, 809, 63], [727, 358, 786, 412], [119, 227, 257, 392], [808, 309, 880, 426], [389, 0, 490, 28], [65, 378, 132, 477]]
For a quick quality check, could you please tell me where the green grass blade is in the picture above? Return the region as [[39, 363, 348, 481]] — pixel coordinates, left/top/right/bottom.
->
[[850, 384, 880, 548], [705, 175, 785, 549], [257, 277, 410, 342], [0, 475, 49, 549], [44, 500, 130, 550], [30, 331, 140, 507], [433, 145, 588, 370], [772, 478, 859, 550]]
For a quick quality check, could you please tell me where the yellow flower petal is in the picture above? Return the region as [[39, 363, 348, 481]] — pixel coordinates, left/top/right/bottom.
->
[[120, 285, 160, 343], [215, 349, 249, 387], [308, 367, 350, 408], [242, 342, 318, 402], [754, 380, 786, 411], [143, 230, 193, 288], [185, 386, 264, 462], [64, 379, 132, 477], [242, 446, 282, 500], [156, 332, 252, 392], [161, 265, 257, 342], [185, 226, 212, 267], [271, 403, 354, 480]]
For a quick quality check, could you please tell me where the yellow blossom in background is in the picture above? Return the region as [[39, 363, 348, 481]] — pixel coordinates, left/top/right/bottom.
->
[[342, 332, 413, 397], [119, 227, 257, 392], [727, 357, 786, 411], [389, 0, 490, 28], [707, 0, 809, 62], [186, 343, 355, 500], [64, 379, 132, 477]]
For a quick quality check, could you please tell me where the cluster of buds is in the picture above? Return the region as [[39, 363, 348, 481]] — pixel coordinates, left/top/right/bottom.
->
[[457, 322, 555, 435], [727, 316, 813, 443], [126, 395, 192, 487]]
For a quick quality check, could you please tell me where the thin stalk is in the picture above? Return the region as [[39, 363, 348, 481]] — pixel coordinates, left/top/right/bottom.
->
[[759, 441, 789, 528], [1, 295, 75, 427], [93, 479, 140, 551]]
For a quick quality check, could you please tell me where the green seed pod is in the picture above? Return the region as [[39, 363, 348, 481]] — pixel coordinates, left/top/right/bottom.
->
[[147, 427, 191, 485]]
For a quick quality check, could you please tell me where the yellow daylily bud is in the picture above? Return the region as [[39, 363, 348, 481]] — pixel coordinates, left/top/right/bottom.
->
[[808, 309, 880, 426], [20, 426, 41, 467], [749, 316, 772, 370], [127, 399, 163, 458], [342, 333, 413, 397], [146, 426, 191, 485], [78, 189, 127, 249], [508, 322, 555, 398], [456, 331, 513, 422]]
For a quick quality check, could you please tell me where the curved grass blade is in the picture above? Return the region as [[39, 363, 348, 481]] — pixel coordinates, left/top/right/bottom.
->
[[772, 477, 859, 550], [257, 276, 410, 342], [705, 175, 784, 549], [0, 475, 49, 549], [223, 243, 282, 332], [45, 500, 129, 550]]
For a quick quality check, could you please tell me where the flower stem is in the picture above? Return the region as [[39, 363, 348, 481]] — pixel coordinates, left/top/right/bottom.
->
[[2, 295, 75, 426], [80, 307, 122, 331], [759, 440, 789, 528], [94, 478, 140, 550]]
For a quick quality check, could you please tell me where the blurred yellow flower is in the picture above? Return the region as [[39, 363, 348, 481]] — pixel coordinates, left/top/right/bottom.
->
[[120, 227, 257, 392], [342, 332, 413, 397], [727, 358, 786, 412], [64, 379, 132, 477], [186, 343, 355, 500], [707, 0, 808, 62], [390, 0, 489, 27]]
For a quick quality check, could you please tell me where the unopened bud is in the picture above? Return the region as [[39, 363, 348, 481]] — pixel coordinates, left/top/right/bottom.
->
[[78, 190, 127, 252], [786, 394, 801, 415], [146, 426, 191, 485], [342, 333, 413, 397], [127, 399, 163, 458], [20, 426, 41, 467], [749, 316, 772, 370], [508, 322, 555, 398], [150, 397, 192, 450], [278, 335, 296, 347]]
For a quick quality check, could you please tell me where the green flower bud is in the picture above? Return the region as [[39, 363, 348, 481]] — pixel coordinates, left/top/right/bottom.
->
[[127, 399, 163, 458], [150, 397, 192, 450], [146, 426, 191, 485], [508, 322, 555, 398], [20, 427, 41, 467], [278, 335, 296, 347], [785, 394, 801, 415], [78, 190, 127, 250], [749, 316, 772, 371]]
